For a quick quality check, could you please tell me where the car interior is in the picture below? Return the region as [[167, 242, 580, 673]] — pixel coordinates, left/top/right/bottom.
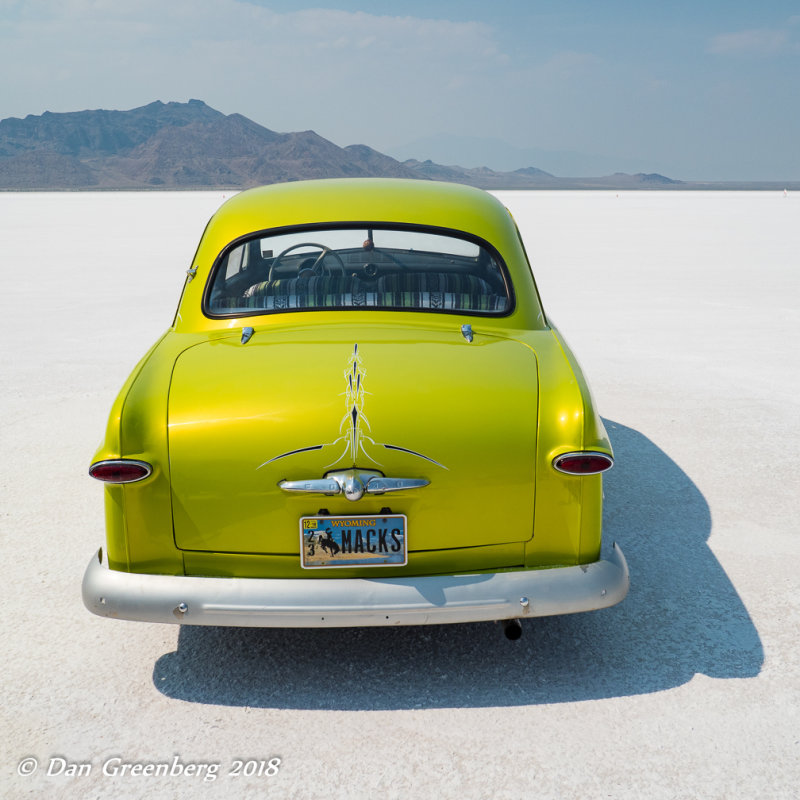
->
[[206, 226, 511, 316]]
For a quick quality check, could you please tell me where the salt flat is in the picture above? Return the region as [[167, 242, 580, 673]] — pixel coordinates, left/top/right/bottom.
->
[[1, 189, 798, 799]]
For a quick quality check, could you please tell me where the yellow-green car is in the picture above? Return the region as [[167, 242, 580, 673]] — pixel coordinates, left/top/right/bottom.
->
[[83, 178, 628, 638]]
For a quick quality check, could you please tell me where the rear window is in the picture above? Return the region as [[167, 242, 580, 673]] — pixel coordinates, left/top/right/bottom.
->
[[205, 226, 511, 316]]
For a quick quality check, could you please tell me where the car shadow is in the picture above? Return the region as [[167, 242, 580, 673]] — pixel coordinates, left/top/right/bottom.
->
[[152, 419, 763, 709]]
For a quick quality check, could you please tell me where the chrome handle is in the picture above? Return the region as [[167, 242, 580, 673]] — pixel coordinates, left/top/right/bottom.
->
[[278, 469, 429, 502], [366, 477, 429, 493], [279, 478, 341, 494]]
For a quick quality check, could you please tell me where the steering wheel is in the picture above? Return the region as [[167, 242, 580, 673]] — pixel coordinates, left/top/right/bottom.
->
[[268, 242, 346, 281]]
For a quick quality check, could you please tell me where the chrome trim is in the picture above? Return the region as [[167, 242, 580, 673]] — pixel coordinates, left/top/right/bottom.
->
[[552, 451, 614, 475], [278, 478, 341, 495], [88, 459, 153, 484], [366, 477, 430, 494], [461, 323, 474, 342], [82, 543, 629, 627], [278, 468, 429, 502], [338, 468, 379, 501], [186, 266, 198, 281], [241, 326, 254, 344]]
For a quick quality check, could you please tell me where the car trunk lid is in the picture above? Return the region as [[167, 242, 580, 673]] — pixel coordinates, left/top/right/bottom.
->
[[168, 323, 538, 557]]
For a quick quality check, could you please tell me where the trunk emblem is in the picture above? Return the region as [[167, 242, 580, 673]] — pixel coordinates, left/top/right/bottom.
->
[[279, 469, 429, 501]]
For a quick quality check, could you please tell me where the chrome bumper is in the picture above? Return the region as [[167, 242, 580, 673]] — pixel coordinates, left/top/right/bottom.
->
[[82, 544, 629, 628]]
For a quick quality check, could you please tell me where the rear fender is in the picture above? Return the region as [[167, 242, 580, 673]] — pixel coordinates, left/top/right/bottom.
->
[[516, 327, 612, 566], [93, 331, 214, 574]]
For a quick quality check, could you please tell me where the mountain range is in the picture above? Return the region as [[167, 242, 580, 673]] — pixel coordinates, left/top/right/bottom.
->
[[0, 100, 786, 191]]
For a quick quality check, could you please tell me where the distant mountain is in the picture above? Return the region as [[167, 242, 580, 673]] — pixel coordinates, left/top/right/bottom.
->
[[0, 100, 420, 189], [386, 133, 657, 177], [0, 99, 747, 190], [399, 159, 683, 189], [401, 159, 556, 188]]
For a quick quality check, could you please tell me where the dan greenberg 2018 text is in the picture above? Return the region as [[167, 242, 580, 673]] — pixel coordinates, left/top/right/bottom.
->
[[17, 755, 282, 782]]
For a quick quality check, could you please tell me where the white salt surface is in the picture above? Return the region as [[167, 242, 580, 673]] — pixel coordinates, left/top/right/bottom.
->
[[1, 190, 798, 799]]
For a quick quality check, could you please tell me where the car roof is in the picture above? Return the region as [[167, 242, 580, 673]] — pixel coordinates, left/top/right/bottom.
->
[[199, 178, 516, 255]]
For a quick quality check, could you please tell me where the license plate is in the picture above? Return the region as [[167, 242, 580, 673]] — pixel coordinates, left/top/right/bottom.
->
[[300, 514, 407, 569]]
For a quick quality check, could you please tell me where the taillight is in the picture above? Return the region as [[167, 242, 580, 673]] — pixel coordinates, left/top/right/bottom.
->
[[89, 459, 152, 483], [553, 452, 614, 475]]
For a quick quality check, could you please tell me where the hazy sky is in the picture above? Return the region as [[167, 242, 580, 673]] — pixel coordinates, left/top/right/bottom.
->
[[1, 1, 798, 180]]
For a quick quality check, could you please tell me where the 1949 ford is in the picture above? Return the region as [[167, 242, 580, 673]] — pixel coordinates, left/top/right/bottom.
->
[[82, 178, 628, 639]]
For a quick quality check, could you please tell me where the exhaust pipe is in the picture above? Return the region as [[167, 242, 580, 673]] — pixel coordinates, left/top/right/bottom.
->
[[502, 618, 523, 640]]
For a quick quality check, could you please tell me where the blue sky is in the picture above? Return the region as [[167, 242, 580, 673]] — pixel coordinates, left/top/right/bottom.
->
[[1, 1, 798, 180]]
